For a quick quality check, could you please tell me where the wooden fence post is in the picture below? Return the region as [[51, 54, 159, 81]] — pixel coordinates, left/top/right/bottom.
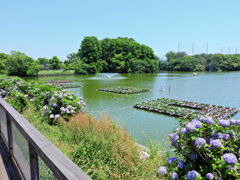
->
[[29, 142, 39, 180]]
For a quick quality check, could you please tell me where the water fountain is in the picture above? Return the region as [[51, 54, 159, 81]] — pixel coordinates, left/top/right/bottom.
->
[[89, 73, 126, 80]]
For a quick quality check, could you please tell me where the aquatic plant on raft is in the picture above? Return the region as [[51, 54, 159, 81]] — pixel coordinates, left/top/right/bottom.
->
[[134, 98, 238, 119], [157, 116, 240, 179], [97, 86, 150, 94]]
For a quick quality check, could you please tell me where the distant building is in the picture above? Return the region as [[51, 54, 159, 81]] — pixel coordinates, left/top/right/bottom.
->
[[44, 64, 49, 70]]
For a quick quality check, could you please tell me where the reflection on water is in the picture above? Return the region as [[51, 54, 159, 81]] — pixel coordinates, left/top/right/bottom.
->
[[33, 72, 240, 150]]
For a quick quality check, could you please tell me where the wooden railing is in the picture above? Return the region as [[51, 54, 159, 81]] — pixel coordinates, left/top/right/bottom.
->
[[0, 98, 91, 180]]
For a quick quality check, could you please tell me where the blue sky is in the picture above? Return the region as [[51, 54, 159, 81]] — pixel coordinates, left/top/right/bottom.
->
[[1, 0, 240, 60]]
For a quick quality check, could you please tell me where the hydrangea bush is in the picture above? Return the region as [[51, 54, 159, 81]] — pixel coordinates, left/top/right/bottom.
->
[[158, 116, 240, 179], [0, 76, 86, 124]]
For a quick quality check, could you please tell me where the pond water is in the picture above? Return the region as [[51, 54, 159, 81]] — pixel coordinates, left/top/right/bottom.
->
[[36, 72, 240, 150]]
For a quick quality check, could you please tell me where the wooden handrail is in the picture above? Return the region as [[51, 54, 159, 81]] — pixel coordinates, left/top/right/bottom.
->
[[0, 98, 91, 180]]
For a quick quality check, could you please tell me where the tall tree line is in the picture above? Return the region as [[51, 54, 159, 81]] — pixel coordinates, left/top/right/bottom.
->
[[158, 51, 240, 72]]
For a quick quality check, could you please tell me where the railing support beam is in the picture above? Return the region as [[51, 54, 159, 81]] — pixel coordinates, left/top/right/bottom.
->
[[29, 143, 39, 180]]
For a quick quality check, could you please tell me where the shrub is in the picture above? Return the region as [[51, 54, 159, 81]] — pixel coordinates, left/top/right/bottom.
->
[[8, 92, 28, 112], [158, 116, 240, 179]]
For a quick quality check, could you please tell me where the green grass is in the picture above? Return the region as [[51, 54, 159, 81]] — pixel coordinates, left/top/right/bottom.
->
[[38, 70, 74, 76], [22, 103, 166, 180]]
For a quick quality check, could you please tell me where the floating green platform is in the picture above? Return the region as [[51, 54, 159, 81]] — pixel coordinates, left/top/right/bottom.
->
[[98, 86, 150, 94], [134, 98, 238, 119]]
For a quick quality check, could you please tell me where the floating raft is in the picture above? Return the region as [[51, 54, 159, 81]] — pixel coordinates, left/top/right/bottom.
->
[[134, 98, 238, 119], [48, 80, 81, 89], [98, 86, 150, 95], [48, 80, 73, 84]]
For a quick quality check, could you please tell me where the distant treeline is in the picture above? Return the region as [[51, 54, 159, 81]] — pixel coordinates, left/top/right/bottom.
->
[[1, 38, 240, 76], [159, 51, 240, 72]]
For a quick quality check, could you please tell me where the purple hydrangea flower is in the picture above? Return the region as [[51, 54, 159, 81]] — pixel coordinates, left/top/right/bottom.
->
[[49, 114, 54, 119], [157, 166, 167, 175], [211, 139, 222, 148], [192, 119, 202, 128], [190, 153, 197, 160], [54, 94, 58, 97], [53, 104, 58, 107], [223, 153, 238, 164], [59, 95, 63, 98], [206, 173, 214, 179], [167, 157, 178, 164], [71, 110, 74, 113], [178, 160, 184, 169], [171, 135, 179, 143], [218, 119, 230, 127], [227, 165, 238, 171], [215, 132, 223, 139], [194, 137, 206, 148], [62, 90, 67, 93], [187, 170, 198, 180], [60, 107, 66, 112], [230, 119, 237, 125], [223, 133, 230, 140], [25, 94, 28, 97], [181, 128, 187, 134], [203, 117, 214, 124], [186, 122, 196, 132], [171, 172, 178, 179], [79, 97, 83, 100], [69, 96, 73, 100], [43, 106, 48, 111], [198, 116, 204, 121], [55, 114, 60, 119], [67, 105, 72, 109]]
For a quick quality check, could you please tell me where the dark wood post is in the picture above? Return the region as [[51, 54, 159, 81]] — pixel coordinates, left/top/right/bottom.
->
[[6, 112, 13, 156], [29, 142, 39, 180]]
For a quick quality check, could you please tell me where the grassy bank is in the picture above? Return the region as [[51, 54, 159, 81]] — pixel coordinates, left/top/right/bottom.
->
[[38, 70, 74, 76], [23, 103, 165, 179], [0, 75, 166, 179]]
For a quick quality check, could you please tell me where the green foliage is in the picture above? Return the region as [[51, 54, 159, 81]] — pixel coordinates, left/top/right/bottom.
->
[[79, 36, 102, 64], [0, 61, 6, 74], [5, 51, 39, 76], [8, 92, 28, 112], [49, 56, 61, 70], [38, 57, 49, 64], [74, 61, 98, 74], [162, 117, 240, 179], [164, 52, 240, 72], [73, 36, 159, 74]]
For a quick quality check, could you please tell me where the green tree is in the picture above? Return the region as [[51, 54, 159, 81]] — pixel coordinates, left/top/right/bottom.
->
[[49, 56, 61, 70], [38, 57, 49, 64], [0, 53, 8, 74], [6, 51, 39, 76], [78, 36, 101, 64]]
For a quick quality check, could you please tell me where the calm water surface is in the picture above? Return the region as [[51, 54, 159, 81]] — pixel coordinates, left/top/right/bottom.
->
[[37, 72, 240, 149]]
